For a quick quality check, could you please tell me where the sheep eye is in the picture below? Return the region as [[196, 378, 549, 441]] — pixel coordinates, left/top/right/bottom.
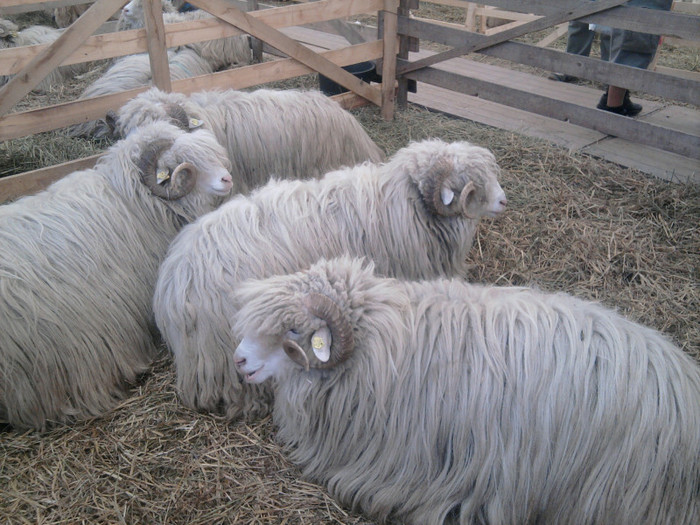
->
[[286, 328, 300, 339]]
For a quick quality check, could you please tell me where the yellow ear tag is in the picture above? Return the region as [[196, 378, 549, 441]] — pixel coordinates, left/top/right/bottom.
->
[[312, 336, 325, 350], [156, 169, 170, 184], [10, 31, 19, 39], [188, 117, 204, 129]]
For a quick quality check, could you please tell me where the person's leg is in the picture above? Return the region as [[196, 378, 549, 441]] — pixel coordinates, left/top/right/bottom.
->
[[550, 21, 597, 82], [598, 0, 672, 115], [566, 21, 595, 56]]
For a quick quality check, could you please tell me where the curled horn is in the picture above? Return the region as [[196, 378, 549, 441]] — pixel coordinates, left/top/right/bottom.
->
[[422, 159, 461, 217], [282, 340, 310, 371], [137, 138, 197, 200], [303, 292, 354, 369], [163, 103, 191, 131], [458, 180, 479, 219]]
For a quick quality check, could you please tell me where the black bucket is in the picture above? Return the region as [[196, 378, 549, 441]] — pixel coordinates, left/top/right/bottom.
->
[[319, 61, 381, 96]]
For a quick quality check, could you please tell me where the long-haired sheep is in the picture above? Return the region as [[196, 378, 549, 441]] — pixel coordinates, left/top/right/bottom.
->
[[0, 19, 94, 93], [111, 87, 385, 189], [0, 121, 237, 431], [68, 47, 214, 138], [233, 256, 700, 525], [153, 139, 507, 420], [116, 0, 178, 31], [117, 0, 251, 70], [52, 3, 93, 28]]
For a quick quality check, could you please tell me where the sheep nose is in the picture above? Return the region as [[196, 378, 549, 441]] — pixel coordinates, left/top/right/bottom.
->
[[499, 196, 507, 207], [234, 357, 246, 368], [222, 174, 232, 183]]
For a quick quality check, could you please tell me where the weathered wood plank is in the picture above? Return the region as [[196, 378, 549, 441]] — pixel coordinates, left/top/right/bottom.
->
[[409, 81, 606, 151], [402, 17, 699, 106], [0, 40, 382, 141], [404, 64, 700, 159], [470, 0, 699, 39], [0, 0, 91, 16], [398, 0, 629, 75], [582, 138, 700, 184], [0, 0, 126, 117], [187, 0, 382, 105]]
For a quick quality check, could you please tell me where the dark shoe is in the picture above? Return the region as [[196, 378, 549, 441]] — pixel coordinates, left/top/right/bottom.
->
[[597, 91, 643, 117], [549, 72, 577, 82]]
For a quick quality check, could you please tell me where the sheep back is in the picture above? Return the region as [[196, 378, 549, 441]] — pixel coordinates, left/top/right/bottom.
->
[[0, 171, 168, 430], [0, 122, 234, 430], [233, 257, 700, 525], [115, 88, 385, 189]]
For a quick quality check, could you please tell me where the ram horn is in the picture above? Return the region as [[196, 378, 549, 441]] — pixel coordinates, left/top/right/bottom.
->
[[422, 159, 462, 217], [282, 339, 310, 371], [458, 180, 479, 219], [303, 292, 354, 368], [137, 139, 197, 200], [163, 103, 192, 131]]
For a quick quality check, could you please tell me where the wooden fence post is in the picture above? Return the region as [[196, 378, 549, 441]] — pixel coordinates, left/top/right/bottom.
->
[[381, 0, 399, 120], [396, 0, 419, 108], [247, 0, 264, 62], [144, 0, 172, 91]]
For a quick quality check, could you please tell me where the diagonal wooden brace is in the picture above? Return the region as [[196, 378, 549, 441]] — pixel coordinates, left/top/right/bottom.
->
[[187, 0, 382, 106]]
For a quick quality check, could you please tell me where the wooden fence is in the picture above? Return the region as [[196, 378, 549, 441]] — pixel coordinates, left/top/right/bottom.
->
[[1, 0, 698, 202], [0, 0, 399, 202]]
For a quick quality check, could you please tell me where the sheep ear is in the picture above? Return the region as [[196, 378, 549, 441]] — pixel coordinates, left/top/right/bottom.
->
[[458, 181, 479, 219], [283, 339, 310, 371], [310, 326, 331, 363], [105, 110, 119, 138], [188, 117, 204, 130], [440, 187, 455, 206], [422, 160, 461, 217]]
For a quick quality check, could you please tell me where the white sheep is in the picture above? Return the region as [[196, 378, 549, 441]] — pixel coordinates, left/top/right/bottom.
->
[[153, 139, 507, 420], [111, 87, 386, 190], [116, 0, 178, 31], [0, 121, 237, 431], [0, 19, 94, 93], [52, 3, 92, 28], [233, 256, 700, 525], [117, 0, 251, 70], [68, 47, 214, 138]]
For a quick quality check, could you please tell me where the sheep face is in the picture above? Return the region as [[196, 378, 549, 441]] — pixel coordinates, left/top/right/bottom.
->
[[402, 139, 507, 219], [0, 19, 19, 45], [156, 128, 233, 197], [233, 261, 362, 383], [118, 0, 177, 30]]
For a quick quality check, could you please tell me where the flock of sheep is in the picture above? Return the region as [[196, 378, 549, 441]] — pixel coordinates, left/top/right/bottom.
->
[[1, 2, 700, 524]]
